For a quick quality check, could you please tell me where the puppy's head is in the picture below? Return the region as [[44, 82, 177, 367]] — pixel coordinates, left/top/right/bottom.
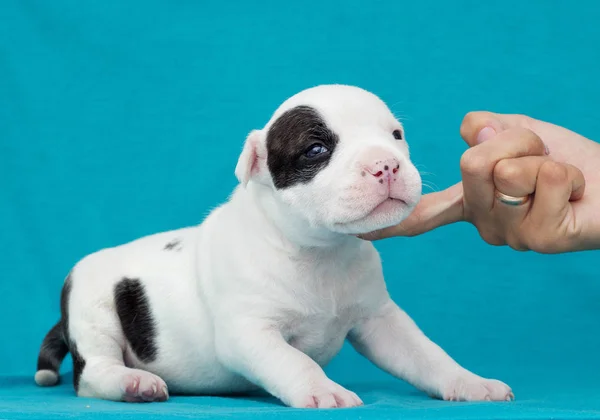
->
[[235, 85, 422, 235]]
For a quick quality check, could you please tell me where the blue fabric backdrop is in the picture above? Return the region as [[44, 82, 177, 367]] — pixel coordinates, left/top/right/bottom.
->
[[1, 1, 600, 418]]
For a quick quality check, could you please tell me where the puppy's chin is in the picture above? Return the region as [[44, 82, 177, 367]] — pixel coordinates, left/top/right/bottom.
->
[[329, 198, 418, 235]]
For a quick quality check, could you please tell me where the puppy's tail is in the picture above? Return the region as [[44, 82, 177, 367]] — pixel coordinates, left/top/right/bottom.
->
[[34, 321, 69, 386]]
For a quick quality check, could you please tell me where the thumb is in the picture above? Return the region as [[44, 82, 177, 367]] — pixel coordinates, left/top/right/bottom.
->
[[459, 111, 533, 147], [359, 182, 465, 240]]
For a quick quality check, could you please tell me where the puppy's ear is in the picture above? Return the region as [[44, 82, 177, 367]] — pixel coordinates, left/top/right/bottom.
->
[[235, 130, 266, 187]]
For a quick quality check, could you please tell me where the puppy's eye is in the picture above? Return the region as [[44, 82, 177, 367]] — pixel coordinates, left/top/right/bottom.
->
[[392, 129, 403, 140], [304, 143, 329, 158]]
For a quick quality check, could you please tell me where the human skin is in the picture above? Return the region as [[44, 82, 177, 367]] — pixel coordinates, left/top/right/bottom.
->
[[361, 111, 600, 254]]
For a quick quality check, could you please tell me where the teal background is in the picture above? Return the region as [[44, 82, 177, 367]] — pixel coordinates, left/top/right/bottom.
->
[[1, 1, 600, 418]]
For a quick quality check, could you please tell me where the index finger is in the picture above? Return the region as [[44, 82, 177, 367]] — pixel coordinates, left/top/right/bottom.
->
[[359, 182, 464, 240]]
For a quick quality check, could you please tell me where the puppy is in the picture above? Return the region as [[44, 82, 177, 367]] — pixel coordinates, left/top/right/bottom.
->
[[35, 85, 513, 408]]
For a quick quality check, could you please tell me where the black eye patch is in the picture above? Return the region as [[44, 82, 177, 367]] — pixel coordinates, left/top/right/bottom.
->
[[266, 105, 339, 189]]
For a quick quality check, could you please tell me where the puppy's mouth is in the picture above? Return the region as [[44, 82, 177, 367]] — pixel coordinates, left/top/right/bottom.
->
[[366, 197, 407, 217], [334, 196, 408, 227]]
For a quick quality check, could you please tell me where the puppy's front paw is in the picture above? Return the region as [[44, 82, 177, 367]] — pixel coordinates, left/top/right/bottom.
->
[[290, 379, 363, 409], [441, 373, 514, 402]]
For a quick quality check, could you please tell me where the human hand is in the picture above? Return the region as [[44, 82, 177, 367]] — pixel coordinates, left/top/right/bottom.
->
[[361, 112, 600, 253]]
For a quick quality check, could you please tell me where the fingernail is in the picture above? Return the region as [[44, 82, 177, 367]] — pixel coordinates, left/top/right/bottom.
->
[[544, 143, 550, 155], [476, 127, 496, 144]]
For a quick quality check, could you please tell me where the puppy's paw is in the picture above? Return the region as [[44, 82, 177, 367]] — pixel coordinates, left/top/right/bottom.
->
[[290, 380, 363, 408], [441, 373, 514, 402], [120, 370, 169, 403]]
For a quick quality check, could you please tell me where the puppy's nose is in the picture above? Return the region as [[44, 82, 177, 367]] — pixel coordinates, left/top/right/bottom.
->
[[363, 157, 400, 182]]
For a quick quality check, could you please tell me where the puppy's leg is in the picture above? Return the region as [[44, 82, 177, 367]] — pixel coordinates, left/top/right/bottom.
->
[[69, 305, 168, 402], [78, 357, 169, 402], [215, 321, 363, 409], [348, 300, 513, 402]]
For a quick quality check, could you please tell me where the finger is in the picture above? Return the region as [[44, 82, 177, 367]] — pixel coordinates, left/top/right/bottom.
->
[[494, 156, 584, 202], [490, 157, 546, 249], [359, 182, 464, 240], [494, 156, 546, 197], [460, 111, 537, 147], [529, 161, 586, 224], [460, 127, 547, 220]]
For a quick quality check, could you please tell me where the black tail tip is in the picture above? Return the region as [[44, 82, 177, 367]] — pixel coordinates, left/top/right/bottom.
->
[[34, 369, 59, 387]]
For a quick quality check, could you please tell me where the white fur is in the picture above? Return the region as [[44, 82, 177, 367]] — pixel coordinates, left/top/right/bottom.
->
[[63, 85, 513, 407], [35, 370, 58, 387]]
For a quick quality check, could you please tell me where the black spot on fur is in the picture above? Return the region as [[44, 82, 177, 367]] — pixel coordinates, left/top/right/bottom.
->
[[114, 278, 158, 363], [164, 238, 182, 251], [61, 274, 86, 392], [266, 105, 339, 189], [70, 342, 85, 391]]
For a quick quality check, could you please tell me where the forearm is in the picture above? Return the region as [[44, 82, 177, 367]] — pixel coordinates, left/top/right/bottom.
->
[[215, 320, 328, 404], [348, 301, 463, 394]]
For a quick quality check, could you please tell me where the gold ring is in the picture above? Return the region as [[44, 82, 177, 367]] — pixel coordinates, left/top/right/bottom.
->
[[494, 190, 531, 206]]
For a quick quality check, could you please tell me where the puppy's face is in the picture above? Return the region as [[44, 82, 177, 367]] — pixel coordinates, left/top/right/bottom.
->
[[235, 85, 421, 235]]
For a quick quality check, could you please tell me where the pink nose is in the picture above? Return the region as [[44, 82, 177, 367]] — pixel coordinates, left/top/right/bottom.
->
[[363, 157, 400, 183]]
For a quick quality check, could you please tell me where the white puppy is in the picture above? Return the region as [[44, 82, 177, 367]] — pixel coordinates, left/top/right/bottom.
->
[[35, 85, 513, 408]]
